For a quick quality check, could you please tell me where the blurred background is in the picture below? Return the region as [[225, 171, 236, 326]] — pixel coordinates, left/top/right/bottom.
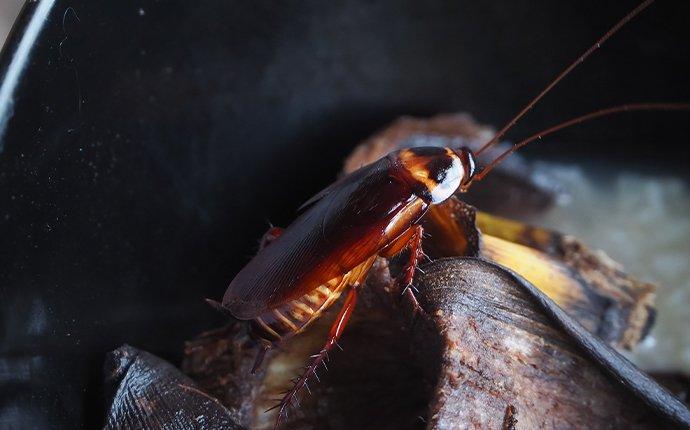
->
[[0, 1, 689, 428]]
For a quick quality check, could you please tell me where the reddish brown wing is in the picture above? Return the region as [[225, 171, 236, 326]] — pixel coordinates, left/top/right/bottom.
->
[[223, 155, 428, 319]]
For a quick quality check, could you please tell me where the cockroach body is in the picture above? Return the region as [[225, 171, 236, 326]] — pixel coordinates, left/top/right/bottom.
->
[[208, 0, 690, 427], [223, 146, 475, 360], [208, 147, 475, 424]]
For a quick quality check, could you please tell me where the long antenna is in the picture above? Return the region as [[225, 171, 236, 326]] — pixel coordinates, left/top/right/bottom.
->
[[475, 0, 655, 157], [471, 103, 690, 182]]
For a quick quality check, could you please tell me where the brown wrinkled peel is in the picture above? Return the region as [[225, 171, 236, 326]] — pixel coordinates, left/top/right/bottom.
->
[[427, 197, 656, 349], [476, 210, 657, 348], [413, 258, 666, 429]]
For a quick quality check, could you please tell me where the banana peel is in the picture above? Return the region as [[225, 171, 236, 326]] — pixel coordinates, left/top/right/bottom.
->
[[424, 197, 656, 349]]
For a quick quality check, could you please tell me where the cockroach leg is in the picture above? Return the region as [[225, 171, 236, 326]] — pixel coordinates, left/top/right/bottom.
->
[[401, 225, 424, 290], [251, 343, 270, 375], [400, 225, 427, 317], [379, 225, 428, 317], [259, 226, 284, 250], [403, 288, 426, 319], [269, 286, 359, 429]]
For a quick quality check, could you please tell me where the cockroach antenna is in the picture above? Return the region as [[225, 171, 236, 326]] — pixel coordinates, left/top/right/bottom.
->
[[472, 103, 690, 182], [475, 0, 655, 158], [469, 0, 690, 185]]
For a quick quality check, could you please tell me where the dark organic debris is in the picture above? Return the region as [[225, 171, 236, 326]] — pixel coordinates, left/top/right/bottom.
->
[[412, 258, 690, 429], [103, 344, 244, 430], [502, 405, 518, 430], [181, 257, 685, 429], [183, 268, 430, 430]]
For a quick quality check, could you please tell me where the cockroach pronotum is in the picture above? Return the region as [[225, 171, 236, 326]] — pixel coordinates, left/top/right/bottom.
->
[[207, 1, 690, 427]]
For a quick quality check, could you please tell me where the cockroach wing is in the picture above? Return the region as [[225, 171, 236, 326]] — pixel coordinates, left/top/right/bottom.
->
[[223, 156, 427, 319]]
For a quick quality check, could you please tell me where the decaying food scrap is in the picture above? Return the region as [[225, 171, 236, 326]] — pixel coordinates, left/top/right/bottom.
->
[[422, 258, 636, 428], [411, 258, 685, 429], [103, 345, 243, 430], [427, 197, 656, 349], [107, 261, 684, 429], [183, 261, 433, 430], [180, 255, 682, 429]]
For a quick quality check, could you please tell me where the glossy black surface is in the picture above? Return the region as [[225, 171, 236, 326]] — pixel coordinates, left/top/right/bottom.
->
[[0, 1, 689, 428]]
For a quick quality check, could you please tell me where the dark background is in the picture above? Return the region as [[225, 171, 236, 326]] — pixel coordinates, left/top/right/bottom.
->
[[0, 0, 688, 428]]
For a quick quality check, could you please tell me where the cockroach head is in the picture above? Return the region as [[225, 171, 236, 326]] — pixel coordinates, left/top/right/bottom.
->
[[396, 146, 475, 204]]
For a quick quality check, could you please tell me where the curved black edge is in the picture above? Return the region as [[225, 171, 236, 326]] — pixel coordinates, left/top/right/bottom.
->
[[102, 345, 245, 430], [469, 257, 690, 428]]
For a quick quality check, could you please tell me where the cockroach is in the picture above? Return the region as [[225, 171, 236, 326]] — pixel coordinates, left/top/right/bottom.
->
[[207, 0, 690, 427]]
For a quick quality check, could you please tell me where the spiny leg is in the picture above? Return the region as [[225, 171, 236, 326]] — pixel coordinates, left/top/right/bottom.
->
[[400, 225, 427, 316], [379, 225, 429, 317], [269, 286, 358, 429]]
